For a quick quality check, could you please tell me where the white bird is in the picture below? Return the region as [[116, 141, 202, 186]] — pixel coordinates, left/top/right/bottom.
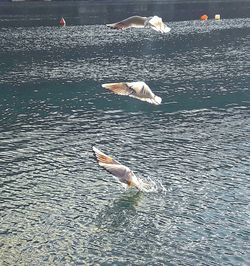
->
[[101, 81, 162, 105], [93, 146, 144, 191], [106, 15, 171, 33]]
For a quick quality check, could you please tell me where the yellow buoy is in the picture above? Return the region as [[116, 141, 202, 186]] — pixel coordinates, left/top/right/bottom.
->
[[215, 14, 221, 20]]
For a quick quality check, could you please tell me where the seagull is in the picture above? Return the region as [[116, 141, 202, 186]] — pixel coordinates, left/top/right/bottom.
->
[[101, 81, 162, 105], [106, 15, 171, 33], [93, 146, 144, 191]]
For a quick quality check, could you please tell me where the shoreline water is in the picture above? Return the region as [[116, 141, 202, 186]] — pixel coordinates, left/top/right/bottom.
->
[[0, 0, 249, 27]]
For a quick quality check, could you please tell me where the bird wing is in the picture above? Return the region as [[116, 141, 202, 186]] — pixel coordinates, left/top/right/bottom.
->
[[102, 83, 135, 96], [93, 146, 133, 184], [93, 146, 120, 165], [106, 16, 146, 29], [99, 163, 132, 182], [106, 21, 128, 30]]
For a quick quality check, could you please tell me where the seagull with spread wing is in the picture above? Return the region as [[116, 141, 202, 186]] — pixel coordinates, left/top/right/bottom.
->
[[106, 15, 171, 33], [93, 146, 144, 191], [101, 81, 162, 105]]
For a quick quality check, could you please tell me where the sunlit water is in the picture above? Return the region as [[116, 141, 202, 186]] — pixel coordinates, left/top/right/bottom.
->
[[0, 18, 250, 265]]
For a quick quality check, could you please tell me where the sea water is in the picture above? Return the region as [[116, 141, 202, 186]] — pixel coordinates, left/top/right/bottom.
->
[[0, 5, 249, 265]]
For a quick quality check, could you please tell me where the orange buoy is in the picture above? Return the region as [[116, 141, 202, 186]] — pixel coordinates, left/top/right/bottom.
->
[[200, 14, 208, 21], [59, 17, 66, 27]]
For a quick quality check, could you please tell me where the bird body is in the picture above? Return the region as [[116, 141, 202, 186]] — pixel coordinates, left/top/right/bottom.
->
[[145, 16, 171, 33], [93, 146, 143, 190], [107, 15, 171, 33], [101, 81, 162, 105]]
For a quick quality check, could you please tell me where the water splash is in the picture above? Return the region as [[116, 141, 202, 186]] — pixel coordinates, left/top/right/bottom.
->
[[139, 176, 167, 193]]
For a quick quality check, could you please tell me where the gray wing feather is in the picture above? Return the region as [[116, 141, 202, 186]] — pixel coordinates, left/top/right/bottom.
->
[[99, 163, 131, 183]]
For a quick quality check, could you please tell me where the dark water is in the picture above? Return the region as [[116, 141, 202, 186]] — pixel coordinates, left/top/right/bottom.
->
[[0, 0, 250, 27], [0, 2, 250, 265]]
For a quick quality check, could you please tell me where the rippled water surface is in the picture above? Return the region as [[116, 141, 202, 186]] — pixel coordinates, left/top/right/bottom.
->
[[0, 17, 250, 265]]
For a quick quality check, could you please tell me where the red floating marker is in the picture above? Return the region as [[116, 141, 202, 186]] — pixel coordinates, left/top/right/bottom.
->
[[59, 17, 66, 27], [200, 14, 208, 21]]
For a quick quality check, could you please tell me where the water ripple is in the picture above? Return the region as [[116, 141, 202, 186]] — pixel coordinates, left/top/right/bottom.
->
[[1, 17, 250, 266]]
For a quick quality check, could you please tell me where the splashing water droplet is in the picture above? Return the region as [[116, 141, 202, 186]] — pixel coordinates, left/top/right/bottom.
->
[[139, 176, 167, 193]]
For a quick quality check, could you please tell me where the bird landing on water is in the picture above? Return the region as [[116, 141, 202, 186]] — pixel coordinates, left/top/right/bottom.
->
[[93, 146, 147, 191]]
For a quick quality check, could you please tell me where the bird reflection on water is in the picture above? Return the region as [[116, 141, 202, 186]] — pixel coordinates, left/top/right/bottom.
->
[[96, 192, 144, 231]]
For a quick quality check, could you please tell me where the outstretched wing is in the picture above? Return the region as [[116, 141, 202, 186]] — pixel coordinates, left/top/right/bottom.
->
[[102, 83, 135, 96], [106, 21, 128, 30], [99, 164, 132, 182], [93, 146, 143, 190], [93, 146, 132, 184], [106, 16, 146, 30], [93, 146, 120, 165]]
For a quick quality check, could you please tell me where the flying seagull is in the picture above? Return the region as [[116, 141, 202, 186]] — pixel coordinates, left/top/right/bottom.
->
[[93, 146, 144, 191], [101, 81, 162, 105], [106, 15, 171, 33]]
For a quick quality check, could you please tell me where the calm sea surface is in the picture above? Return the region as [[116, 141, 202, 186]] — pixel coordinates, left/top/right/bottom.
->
[[0, 1, 250, 265]]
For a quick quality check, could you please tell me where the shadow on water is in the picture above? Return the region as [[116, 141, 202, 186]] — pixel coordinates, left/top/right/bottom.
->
[[96, 191, 144, 231]]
